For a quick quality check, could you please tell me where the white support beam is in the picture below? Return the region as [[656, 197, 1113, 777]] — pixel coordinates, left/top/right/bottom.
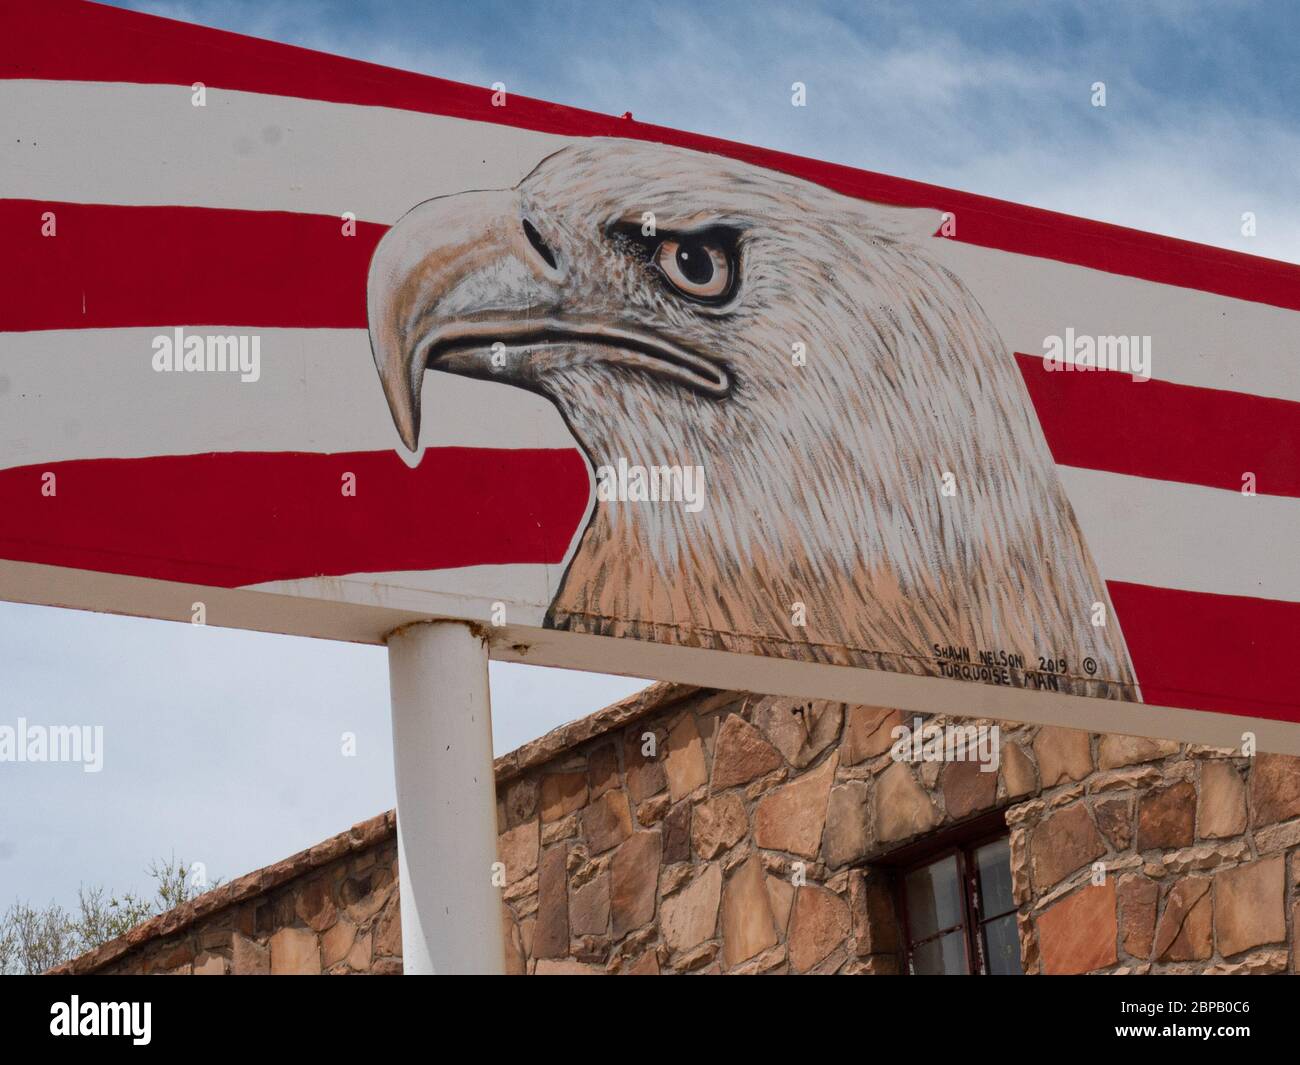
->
[[386, 620, 504, 974]]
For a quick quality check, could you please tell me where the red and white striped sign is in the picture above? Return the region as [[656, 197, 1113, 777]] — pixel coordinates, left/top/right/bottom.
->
[[3, 0, 1297, 750]]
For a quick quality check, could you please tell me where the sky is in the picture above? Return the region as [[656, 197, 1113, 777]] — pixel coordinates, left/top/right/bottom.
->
[[4, 0, 1298, 914]]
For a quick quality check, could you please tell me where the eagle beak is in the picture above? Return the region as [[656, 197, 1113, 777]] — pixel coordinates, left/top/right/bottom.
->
[[368, 186, 731, 452], [366, 189, 557, 452]]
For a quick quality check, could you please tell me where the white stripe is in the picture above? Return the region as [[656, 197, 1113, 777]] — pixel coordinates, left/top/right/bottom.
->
[[1059, 466, 1300, 602], [0, 327, 577, 467], [934, 240, 1300, 403], [1, 79, 574, 223]]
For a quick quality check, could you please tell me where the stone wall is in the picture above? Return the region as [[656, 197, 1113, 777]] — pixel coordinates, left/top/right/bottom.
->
[[56, 683, 1300, 975], [1016, 735, 1300, 974]]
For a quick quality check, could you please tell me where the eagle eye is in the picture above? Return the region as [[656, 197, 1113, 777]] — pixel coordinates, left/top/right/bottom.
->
[[611, 223, 740, 305], [656, 236, 733, 301]]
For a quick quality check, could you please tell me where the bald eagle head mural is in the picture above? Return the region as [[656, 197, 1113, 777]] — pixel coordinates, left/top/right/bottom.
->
[[368, 140, 1136, 701]]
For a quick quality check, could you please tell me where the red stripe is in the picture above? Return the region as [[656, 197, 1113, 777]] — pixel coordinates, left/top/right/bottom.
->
[[5, 0, 1300, 313], [1109, 581, 1300, 722], [0, 449, 591, 586], [1016, 354, 1300, 498], [0, 200, 383, 331]]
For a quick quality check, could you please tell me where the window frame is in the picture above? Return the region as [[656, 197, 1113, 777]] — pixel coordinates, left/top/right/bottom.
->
[[877, 809, 1018, 976]]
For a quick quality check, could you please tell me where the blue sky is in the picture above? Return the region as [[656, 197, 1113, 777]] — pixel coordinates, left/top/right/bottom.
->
[[4, 0, 1297, 914]]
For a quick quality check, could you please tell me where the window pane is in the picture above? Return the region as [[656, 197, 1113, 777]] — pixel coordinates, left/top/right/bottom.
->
[[911, 931, 967, 974], [975, 837, 1015, 917], [982, 913, 1023, 975], [904, 854, 963, 939]]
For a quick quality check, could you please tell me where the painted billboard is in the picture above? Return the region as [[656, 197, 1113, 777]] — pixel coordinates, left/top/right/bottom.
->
[[2, 1, 1298, 749]]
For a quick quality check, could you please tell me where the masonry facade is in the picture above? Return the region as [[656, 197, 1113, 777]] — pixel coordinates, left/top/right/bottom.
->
[[56, 684, 1300, 975]]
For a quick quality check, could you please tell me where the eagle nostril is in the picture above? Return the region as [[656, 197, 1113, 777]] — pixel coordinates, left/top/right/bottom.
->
[[521, 217, 559, 270]]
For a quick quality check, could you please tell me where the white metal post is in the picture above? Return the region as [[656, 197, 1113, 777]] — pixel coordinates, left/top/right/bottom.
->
[[386, 620, 504, 974]]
